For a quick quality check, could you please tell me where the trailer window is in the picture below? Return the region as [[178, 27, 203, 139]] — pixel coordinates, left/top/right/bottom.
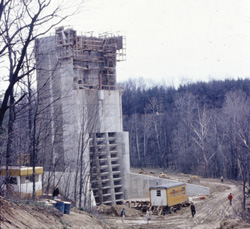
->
[[25, 175, 38, 182], [26, 176, 33, 182], [172, 189, 175, 195], [182, 187, 185, 194], [10, 177, 17, 185], [156, 190, 161, 196]]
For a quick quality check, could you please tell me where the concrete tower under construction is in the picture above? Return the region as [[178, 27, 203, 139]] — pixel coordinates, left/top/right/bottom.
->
[[36, 27, 129, 205], [36, 27, 210, 206]]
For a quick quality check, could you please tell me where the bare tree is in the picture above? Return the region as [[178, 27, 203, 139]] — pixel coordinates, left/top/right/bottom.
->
[[222, 90, 250, 212], [0, 1, 71, 129], [173, 92, 198, 173], [190, 105, 214, 177], [0, 0, 83, 199], [77, 100, 104, 209], [144, 97, 164, 166]]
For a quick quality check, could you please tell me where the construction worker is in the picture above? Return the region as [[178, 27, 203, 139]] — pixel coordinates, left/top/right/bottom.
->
[[53, 187, 60, 200], [146, 209, 151, 223], [228, 193, 233, 205], [121, 208, 126, 222], [190, 203, 196, 217]]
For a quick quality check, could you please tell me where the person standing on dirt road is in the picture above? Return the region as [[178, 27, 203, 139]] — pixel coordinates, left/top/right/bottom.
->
[[146, 209, 151, 224], [228, 193, 233, 205], [121, 208, 126, 223], [190, 203, 196, 217]]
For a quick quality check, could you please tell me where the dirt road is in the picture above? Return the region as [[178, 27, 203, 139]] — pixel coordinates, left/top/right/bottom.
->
[[161, 181, 241, 229], [189, 181, 240, 229], [105, 179, 242, 229]]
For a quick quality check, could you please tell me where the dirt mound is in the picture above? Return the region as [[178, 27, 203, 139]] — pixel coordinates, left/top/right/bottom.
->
[[0, 197, 115, 229], [0, 198, 63, 229], [97, 204, 142, 217], [97, 204, 116, 215], [0, 197, 14, 225], [220, 219, 250, 229]]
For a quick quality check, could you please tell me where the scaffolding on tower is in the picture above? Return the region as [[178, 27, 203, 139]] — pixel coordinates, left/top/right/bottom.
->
[[55, 27, 126, 90]]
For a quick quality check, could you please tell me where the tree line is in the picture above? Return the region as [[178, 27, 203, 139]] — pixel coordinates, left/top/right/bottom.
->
[[121, 78, 250, 210]]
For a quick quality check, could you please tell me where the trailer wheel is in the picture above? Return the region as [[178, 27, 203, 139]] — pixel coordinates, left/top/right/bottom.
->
[[177, 204, 182, 210], [169, 206, 174, 214]]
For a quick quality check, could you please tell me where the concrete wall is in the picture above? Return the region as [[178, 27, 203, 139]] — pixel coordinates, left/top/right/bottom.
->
[[97, 90, 123, 133], [82, 90, 123, 133], [127, 173, 210, 199], [116, 132, 130, 199]]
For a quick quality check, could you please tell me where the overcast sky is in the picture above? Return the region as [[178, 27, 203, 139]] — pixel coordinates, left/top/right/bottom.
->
[[64, 0, 250, 86]]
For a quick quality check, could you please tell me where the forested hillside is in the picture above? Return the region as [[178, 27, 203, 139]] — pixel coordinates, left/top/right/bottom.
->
[[121, 78, 250, 182]]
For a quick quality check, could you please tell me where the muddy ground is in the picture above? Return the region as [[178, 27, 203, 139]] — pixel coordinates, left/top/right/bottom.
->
[[101, 169, 250, 229], [1, 169, 250, 229]]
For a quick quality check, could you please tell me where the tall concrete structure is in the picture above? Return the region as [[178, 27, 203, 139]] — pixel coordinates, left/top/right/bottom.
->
[[36, 27, 129, 205], [36, 27, 210, 206]]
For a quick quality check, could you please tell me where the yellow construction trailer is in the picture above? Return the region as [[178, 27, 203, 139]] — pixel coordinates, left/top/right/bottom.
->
[[149, 182, 187, 214], [0, 166, 43, 197]]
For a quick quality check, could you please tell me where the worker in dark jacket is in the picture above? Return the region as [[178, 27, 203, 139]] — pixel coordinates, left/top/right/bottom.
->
[[53, 188, 60, 200], [190, 203, 196, 217]]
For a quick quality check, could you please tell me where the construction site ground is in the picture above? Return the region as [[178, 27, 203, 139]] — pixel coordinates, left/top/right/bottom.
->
[[1, 168, 250, 229]]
